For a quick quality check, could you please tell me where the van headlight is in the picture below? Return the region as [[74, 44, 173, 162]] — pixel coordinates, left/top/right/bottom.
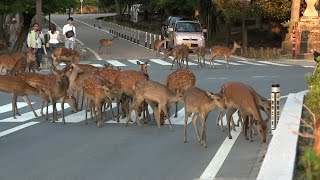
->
[[176, 35, 183, 40], [199, 35, 205, 40]]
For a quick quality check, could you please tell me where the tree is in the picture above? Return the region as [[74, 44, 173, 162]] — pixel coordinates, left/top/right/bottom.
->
[[0, 0, 78, 52], [289, 0, 301, 32]]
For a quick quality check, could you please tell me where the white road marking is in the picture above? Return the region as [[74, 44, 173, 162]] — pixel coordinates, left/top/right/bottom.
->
[[106, 60, 127, 67], [251, 75, 279, 78], [149, 59, 172, 65], [0, 102, 35, 114], [90, 64, 104, 67], [303, 65, 314, 68], [199, 113, 240, 180], [214, 60, 244, 65], [127, 59, 150, 65], [0, 103, 70, 123], [208, 77, 228, 80], [238, 61, 267, 66], [164, 107, 192, 125], [168, 57, 197, 65], [0, 122, 39, 138], [57, 103, 117, 123], [257, 61, 291, 67]]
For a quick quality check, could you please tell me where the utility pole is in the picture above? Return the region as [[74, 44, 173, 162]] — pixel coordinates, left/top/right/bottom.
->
[[36, 0, 42, 28]]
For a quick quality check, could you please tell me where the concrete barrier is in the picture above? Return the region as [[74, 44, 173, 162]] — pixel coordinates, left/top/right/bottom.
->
[[257, 90, 308, 180]]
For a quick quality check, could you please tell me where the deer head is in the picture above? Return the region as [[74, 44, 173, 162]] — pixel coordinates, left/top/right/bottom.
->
[[205, 92, 226, 109], [136, 60, 148, 75]]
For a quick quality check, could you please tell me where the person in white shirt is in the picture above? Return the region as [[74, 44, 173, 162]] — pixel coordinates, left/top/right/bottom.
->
[[27, 22, 44, 67], [62, 17, 76, 49], [47, 24, 60, 64]]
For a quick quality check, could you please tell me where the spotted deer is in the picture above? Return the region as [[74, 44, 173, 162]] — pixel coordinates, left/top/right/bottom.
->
[[193, 46, 206, 68], [99, 35, 118, 54], [209, 41, 241, 69], [154, 37, 171, 57], [52, 48, 80, 66]]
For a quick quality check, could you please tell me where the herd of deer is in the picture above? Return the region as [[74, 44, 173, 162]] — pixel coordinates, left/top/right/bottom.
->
[[0, 44, 270, 148]]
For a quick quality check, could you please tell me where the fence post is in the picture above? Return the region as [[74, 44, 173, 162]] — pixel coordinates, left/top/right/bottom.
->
[[149, 33, 152, 49], [98, 19, 101, 29], [292, 22, 298, 59], [145, 32, 147, 47], [137, 30, 140, 45], [133, 30, 136, 43], [271, 84, 280, 135], [130, 28, 133, 41]]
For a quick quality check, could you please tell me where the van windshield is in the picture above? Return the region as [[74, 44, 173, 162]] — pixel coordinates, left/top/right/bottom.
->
[[175, 22, 202, 32]]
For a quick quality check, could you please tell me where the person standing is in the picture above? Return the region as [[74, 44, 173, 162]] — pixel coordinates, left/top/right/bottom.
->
[[63, 17, 76, 49], [27, 22, 44, 67], [9, 18, 20, 44], [47, 24, 60, 53]]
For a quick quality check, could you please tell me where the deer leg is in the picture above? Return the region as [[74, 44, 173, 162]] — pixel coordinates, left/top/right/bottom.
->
[[107, 99, 115, 121], [174, 102, 178, 118], [186, 58, 189, 69], [216, 108, 224, 131], [200, 114, 208, 148], [126, 98, 142, 127], [210, 55, 215, 69], [22, 95, 38, 118], [236, 110, 242, 127], [226, 108, 237, 139], [203, 56, 205, 68], [97, 103, 103, 127], [85, 97, 88, 125], [184, 111, 190, 143], [60, 97, 66, 124], [161, 104, 173, 131], [249, 117, 254, 142], [11, 93, 17, 119], [191, 113, 201, 142], [51, 97, 57, 122], [116, 95, 121, 122], [225, 56, 230, 69], [45, 99, 49, 120], [170, 59, 175, 70], [242, 115, 249, 140]]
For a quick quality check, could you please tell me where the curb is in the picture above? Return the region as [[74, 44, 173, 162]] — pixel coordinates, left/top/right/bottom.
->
[[257, 90, 308, 180]]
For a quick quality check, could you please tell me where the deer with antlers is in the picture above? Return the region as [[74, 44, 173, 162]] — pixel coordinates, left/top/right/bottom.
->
[[99, 35, 118, 54], [209, 41, 241, 69], [154, 37, 171, 57]]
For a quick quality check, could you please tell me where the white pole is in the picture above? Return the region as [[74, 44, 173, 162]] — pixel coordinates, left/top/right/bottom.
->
[[271, 84, 280, 135]]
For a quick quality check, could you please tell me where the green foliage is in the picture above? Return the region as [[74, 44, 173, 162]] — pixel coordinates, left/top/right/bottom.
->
[[297, 147, 320, 179], [212, 0, 242, 21], [305, 66, 320, 115], [252, 0, 291, 21]]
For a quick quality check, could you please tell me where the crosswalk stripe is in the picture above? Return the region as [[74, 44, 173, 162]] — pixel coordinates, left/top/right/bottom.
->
[[0, 102, 35, 114], [257, 61, 291, 67], [149, 59, 172, 65], [215, 60, 244, 65], [164, 107, 192, 125], [238, 61, 267, 66], [57, 103, 117, 123], [0, 103, 70, 123], [127, 59, 150, 65], [192, 59, 222, 66], [105, 60, 127, 67], [106, 105, 153, 124], [0, 121, 39, 138], [90, 64, 103, 67]]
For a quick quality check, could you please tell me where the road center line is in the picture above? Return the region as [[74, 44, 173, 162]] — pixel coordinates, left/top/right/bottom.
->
[[0, 121, 39, 138], [199, 113, 240, 180]]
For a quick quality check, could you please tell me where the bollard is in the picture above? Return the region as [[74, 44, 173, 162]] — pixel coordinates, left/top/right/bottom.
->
[[130, 28, 133, 41], [271, 84, 280, 135], [137, 30, 140, 45], [94, 23, 96, 27], [124, 27, 126, 39], [145, 32, 148, 47], [110, 22, 112, 33], [98, 19, 101, 29], [149, 33, 152, 49], [121, 26, 124, 38], [134, 30, 136, 43], [292, 22, 298, 59]]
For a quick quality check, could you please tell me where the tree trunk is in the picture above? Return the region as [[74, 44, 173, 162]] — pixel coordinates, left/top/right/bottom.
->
[[289, 0, 301, 32], [314, 117, 320, 156], [36, 0, 42, 28], [198, 0, 207, 26], [242, 19, 248, 48], [0, 14, 4, 38], [225, 21, 231, 46], [114, 0, 122, 18], [12, 13, 35, 53]]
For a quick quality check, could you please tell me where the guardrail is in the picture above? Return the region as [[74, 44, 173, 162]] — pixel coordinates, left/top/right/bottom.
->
[[257, 90, 308, 180]]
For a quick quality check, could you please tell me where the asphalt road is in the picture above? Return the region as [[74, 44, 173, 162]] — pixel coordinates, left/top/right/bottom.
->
[[0, 14, 311, 180]]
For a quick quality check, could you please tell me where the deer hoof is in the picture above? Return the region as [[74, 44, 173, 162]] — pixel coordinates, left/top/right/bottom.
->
[[228, 135, 233, 139], [203, 144, 208, 148], [184, 140, 187, 143], [174, 114, 178, 118], [250, 139, 254, 142]]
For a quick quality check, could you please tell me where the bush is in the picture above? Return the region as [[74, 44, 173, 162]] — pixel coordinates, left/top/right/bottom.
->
[[297, 147, 320, 180]]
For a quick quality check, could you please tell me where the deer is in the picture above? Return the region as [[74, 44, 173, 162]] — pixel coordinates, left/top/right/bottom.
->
[[154, 37, 171, 57], [11, 51, 36, 72], [126, 80, 185, 131], [193, 46, 206, 68], [83, 75, 118, 127], [183, 87, 226, 148], [165, 69, 195, 118], [164, 45, 183, 70], [0, 54, 18, 74], [0, 74, 48, 119], [75, 64, 100, 72], [179, 44, 190, 69], [209, 41, 241, 69], [99, 35, 118, 54], [16, 65, 72, 123], [52, 48, 80, 66], [219, 82, 268, 143]]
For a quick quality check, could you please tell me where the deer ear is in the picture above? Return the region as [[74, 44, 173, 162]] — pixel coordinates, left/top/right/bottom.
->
[[206, 91, 214, 99]]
